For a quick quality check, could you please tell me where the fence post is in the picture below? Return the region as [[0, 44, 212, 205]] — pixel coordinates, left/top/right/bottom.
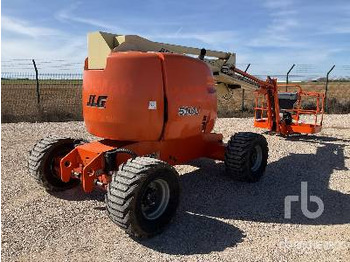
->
[[241, 63, 251, 112], [286, 64, 295, 90], [32, 59, 40, 104], [325, 65, 335, 113]]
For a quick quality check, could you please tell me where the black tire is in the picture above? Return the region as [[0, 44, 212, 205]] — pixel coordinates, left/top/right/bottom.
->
[[225, 132, 268, 182], [28, 136, 82, 191], [106, 157, 180, 238]]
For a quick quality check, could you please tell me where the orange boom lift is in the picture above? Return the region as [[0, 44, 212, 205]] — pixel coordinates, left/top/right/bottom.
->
[[231, 67, 325, 136], [28, 32, 324, 238]]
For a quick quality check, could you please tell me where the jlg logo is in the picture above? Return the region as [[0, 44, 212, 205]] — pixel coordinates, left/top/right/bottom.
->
[[87, 95, 108, 108]]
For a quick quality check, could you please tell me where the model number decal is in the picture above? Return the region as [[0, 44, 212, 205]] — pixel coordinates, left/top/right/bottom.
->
[[87, 95, 108, 108], [178, 106, 200, 116]]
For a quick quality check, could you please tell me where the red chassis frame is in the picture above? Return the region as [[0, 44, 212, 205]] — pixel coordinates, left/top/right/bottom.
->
[[59, 133, 225, 192]]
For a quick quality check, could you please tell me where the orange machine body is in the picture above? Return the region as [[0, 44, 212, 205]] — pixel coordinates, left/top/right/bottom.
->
[[83, 52, 216, 141], [60, 52, 224, 192]]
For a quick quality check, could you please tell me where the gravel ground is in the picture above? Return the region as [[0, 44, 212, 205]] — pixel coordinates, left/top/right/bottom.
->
[[2, 115, 350, 261]]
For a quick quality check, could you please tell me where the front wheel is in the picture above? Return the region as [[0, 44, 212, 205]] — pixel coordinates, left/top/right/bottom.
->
[[225, 132, 268, 182], [106, 157, 180, 238]]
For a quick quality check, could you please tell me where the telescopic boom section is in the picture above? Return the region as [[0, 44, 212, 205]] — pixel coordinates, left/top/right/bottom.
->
[[231, 67, 282, 133], [231, 66, 275, 89], [87, 31, 258, 91]]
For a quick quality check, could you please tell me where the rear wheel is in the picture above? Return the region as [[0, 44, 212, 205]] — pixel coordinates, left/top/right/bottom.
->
[[28, 136, 82, 191], [106, 157, 180, 238], [225, 132, 268, 182]]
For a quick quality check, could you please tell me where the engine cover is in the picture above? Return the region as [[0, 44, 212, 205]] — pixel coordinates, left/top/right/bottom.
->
[[83, 52, 216, 141]]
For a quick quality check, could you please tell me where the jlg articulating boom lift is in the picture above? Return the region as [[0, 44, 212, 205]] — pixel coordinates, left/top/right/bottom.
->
[[86, 31, 324, 136], [28, 31, 324, 238]]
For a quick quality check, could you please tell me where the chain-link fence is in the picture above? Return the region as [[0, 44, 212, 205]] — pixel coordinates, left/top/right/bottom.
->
[[1, 60, 350, 122], [1, 72, 83, 122], [217, 81, 350, 118]]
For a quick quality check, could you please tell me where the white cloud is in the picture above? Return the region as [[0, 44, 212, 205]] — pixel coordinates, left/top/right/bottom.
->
[[235, 47, 340, 79], [314, 22, 350, 35], [263, 0, 294, 9], [333, 26, 350, 34], [2, 15, 86, 72], [54, 2, 238, 51], [148, 30, 238, 47], [2, 0, 347, 77], [2, 38, 84, 59], [247, 0, 301, 48], [55, 2, 126, 32], [2, 37, 86, 72], [2, 16, 61, 37]]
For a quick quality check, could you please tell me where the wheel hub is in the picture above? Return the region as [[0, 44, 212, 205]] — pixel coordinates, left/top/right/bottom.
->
[[141, 179, 170, 220], [250, 145, 263, 172]]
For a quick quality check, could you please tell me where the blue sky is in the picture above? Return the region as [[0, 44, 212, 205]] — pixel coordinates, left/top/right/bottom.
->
[[2, 0, 350, 78]]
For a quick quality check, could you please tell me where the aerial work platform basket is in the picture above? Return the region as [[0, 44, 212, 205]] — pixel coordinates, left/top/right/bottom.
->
[[254, 83, 325, 136]]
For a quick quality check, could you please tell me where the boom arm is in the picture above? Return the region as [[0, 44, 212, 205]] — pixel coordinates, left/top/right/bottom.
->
[[86, 31, 324, 136], [87, 31, 258, 91]]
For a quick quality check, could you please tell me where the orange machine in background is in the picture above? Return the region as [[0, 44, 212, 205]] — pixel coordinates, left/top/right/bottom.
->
[[231, 67, 325, 136]]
